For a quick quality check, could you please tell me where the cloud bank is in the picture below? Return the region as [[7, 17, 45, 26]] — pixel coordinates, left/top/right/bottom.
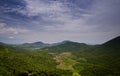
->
[[0, 0, 120, 44]]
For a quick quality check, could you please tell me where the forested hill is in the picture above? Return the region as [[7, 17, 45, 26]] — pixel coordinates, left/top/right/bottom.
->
[[41, 41, 91, 53], [0, 36, 120, 76], [102, 36, 120, 49], [75, 36, 120, 75]]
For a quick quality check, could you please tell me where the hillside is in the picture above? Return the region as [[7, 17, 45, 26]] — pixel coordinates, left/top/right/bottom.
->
[[0, 44, 72, 76], [41, 41, 91, 53], [0, 36, 120, 76], [103, 36, 120, 50], [19, 41, 50, 49], [76, 36, 120, 75], [41, 36, 120, 75]]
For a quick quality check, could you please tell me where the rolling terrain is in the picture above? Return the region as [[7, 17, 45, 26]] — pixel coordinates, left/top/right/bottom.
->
[[0, 36, 120, 76]]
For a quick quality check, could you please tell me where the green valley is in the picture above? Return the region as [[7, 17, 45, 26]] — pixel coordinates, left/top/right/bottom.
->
[[0, 36, 120, 76]]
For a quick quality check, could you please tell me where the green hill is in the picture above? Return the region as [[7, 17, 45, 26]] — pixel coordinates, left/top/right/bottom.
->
[[17, 41, 50, 50], [0, 36, 120, 76], [75, 36, 120, 76], [41, 41, 91, 53], [0, 43, 72, 76]]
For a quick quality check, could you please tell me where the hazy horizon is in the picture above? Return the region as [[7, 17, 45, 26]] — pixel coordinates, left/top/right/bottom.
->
[[0, 36, 119, 45]]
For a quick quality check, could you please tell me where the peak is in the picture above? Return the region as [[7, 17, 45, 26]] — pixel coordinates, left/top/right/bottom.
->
[[33, 41, 44, 44], [23, 41, 44, 45], [103, 36, 120, 47], [0, 42, 5, 45], [115, 36, 120, 39], [104, 36, 120, 43], [61, 40, 73, 43]]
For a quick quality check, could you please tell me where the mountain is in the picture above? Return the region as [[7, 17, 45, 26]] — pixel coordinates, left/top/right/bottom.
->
[[40, 36, 120, 75], [51, 40, 74, 46], [76, 36, 120, 75], [77, 36, 120, 61], [103, 36, 120, 45], [103, 36, 120, 49], [41, 41, 91, 53], [20, 41, 50, 49], [0, 42, 6, 46]]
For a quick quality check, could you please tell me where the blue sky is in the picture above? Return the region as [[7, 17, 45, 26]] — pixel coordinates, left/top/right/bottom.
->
[[0, 0, 120, 44]]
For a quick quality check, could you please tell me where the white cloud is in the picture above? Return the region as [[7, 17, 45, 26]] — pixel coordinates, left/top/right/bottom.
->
[[43, 18, 97, 33], [0, 22, 30, 35], [20, 0, 90, 22], [18, 0, 94, 33], [9, 36, 14, 39], [21, 0, 68, 17]]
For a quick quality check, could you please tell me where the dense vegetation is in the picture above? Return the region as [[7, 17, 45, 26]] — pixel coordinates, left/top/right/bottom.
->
[[41, 41, 91, 53], [0, 36, 120, 76], [0, 44, 72, 76]]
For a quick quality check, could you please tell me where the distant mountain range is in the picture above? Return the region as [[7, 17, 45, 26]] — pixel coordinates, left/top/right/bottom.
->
[[0, 36, 120, 50], [21, 41, 50, 49], [17, 40, 76, 49]]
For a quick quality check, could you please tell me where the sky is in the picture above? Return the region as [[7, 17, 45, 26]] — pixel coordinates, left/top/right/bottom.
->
[[0, 0, 120, 44]]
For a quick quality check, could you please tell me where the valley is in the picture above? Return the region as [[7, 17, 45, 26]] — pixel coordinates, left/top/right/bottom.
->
[[0, 36, 120, 76]]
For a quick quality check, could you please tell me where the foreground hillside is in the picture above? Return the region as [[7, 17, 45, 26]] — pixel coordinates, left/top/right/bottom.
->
[[0, 36, 120, 76], [0, 44, 73, 76], [75, 36, 120, 76]]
